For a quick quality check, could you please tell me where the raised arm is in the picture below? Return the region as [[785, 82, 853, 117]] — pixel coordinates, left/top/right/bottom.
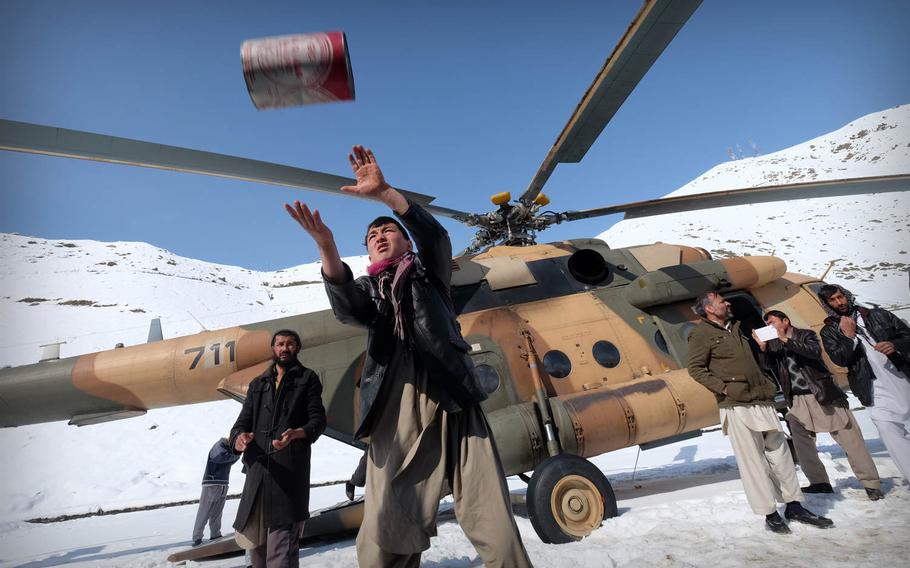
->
[[340, 145, 409, 215], [337, 145, 451, 283], [285, 201, 346, 283]]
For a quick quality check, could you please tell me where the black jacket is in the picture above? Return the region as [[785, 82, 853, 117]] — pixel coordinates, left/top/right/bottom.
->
[[762, 327, 845, 406], [324, 200, 487, 440], [820, 306, 910, 407], [201, 438, 240, 486], [230, 361, 326, 529]]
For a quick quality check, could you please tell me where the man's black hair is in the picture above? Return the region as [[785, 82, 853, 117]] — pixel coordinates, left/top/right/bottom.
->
[[763, 309, 789, 322], [271, 329, 301, 347], [818, 284, 842, 303], [363, 216, 410, 246]]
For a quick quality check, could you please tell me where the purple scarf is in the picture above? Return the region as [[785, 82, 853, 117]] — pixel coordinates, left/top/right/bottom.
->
[[367, 252, 416, 340]]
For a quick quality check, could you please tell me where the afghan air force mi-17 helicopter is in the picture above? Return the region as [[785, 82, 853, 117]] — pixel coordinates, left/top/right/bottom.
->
[[1, 0, 908, 554]]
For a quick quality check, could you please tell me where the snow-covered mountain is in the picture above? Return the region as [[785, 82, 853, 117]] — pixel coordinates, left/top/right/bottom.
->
[[0, 106, 909, 566], [600, 104, 910, 316], [0, 236, 370, 367]]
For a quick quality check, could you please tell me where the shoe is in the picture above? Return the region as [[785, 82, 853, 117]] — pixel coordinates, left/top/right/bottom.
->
[[801, 482, 834, 494], [192, 539, 202, 546], [209, 534, 222, 541], [345, 481, 356, 501], [765, 512, 791, 534], [865, 487, 884, 501], [784, 503, 834, 528]]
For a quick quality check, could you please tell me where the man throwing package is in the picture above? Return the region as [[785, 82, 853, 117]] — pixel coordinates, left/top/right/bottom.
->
[[286, 146, 532, 568], [818, 284, 910, 482], [230, 329, 326, 568], [756, 310, 882, 500], [687, 292, 832, 534]]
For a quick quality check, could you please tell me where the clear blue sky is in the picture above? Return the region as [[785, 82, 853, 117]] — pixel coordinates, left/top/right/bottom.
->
[[2, 0, 908, 271]]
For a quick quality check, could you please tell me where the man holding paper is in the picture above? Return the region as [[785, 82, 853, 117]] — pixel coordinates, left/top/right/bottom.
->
[[755, 310, 883, 501]]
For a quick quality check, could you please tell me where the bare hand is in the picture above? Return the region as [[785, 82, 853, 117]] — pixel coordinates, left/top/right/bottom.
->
[[271, 428, 305, 451], [751, 330, 766, 351], [235, 432, 254, 452], [340, 145, 391, 198], [285, 201, 335, 248], [839, 316, 856, 339], [875, 341, 896, 355]]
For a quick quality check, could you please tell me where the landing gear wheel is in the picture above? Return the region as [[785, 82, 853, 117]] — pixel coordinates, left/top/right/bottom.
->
[[527, 454, 617, 544]]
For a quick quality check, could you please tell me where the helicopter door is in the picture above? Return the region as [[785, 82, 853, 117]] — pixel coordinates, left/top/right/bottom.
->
[[724, 291, 766, 338], [464, 334, 518, 414]]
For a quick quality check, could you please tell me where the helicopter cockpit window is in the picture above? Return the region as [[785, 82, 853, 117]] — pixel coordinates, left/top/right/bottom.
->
[[592, 340, 621, 368], [567, 249, 610, 285], [654, 330, 669, 354], [543, 350, 572, 379], [473, 363, 501, 394]]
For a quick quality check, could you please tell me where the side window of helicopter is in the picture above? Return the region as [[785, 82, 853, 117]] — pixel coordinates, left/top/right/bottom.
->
[[543, 350, 572, 378], [592, 340, 621, 368], [473, 363, 501, 394]]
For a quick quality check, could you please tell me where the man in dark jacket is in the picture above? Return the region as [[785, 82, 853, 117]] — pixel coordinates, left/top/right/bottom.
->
[[756, 310, 882, 500], [230, 329, 326, 568], [818, 284, 910, 482], [286, 146, 532, 568], [687, 292, 831, 534], [192, 437, 241, 545]]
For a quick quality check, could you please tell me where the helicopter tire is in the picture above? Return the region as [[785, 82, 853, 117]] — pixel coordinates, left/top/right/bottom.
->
[[526, 454, 617, 544]]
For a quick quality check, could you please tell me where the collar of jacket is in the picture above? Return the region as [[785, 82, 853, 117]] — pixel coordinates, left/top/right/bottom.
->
[[700, 316, 737, 332], [256, 360, 304, 385]]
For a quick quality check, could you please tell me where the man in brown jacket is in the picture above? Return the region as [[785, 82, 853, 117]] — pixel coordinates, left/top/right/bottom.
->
[[687, 292, 832, 534]]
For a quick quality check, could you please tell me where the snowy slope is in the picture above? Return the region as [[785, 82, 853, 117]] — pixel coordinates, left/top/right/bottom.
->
[[599, 105, 910, 317], [0, 234, 370, 367], [0, 238, 372, 522]]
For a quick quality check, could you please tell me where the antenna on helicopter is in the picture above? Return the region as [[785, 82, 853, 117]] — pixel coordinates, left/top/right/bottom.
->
[[186, 312, 209, 333], [819, 258, 844, 281]]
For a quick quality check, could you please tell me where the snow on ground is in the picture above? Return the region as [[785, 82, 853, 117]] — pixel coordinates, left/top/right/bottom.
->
[[0, 405, 907, 567], [1, 105, 909, 566]]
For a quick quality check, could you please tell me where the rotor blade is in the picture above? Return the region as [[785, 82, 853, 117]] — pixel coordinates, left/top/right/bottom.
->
[[0, 119, 474, 221], [557, 174, 910, 222], [520, 0, 702, 206]]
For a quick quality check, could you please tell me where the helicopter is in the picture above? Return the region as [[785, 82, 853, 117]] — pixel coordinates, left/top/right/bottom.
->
[[1, 0, 908, 552]]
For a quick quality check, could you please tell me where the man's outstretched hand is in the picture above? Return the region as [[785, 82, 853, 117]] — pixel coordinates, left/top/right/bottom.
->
[[285, 201, 334, 248], [340, 145, 408, 214], [340, 145, 391, 198]]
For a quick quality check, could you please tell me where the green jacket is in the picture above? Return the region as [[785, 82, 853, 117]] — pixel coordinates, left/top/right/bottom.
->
[[686, 318, 778, 408]]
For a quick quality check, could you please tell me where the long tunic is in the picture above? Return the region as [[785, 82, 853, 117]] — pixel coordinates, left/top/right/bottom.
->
[[360, 344, 447, 554]]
